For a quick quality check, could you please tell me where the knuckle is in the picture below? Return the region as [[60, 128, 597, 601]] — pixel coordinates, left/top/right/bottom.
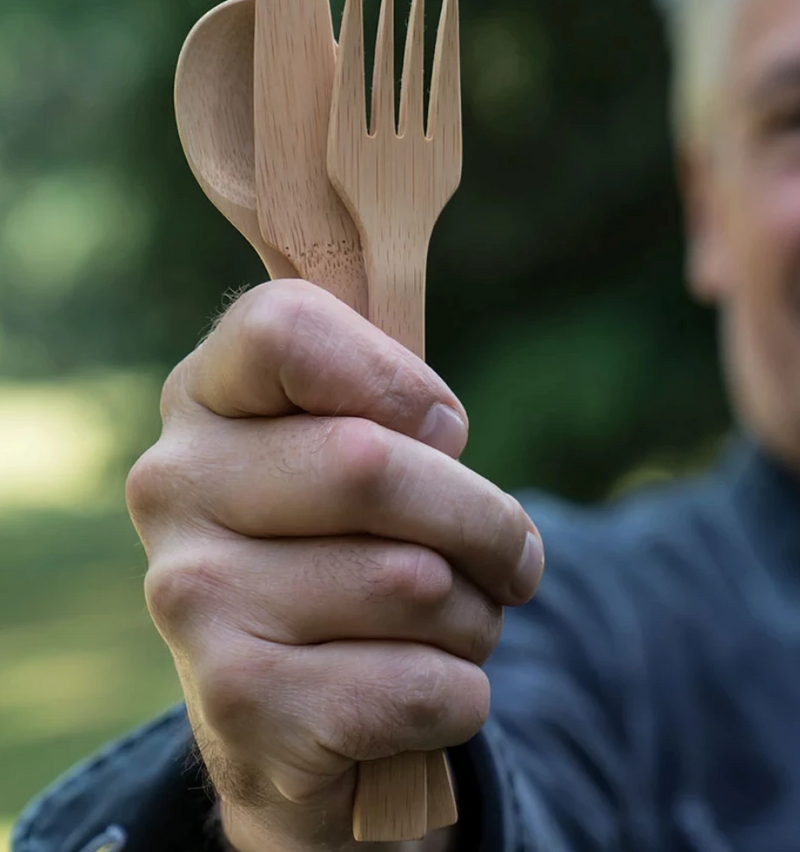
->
[[329, 418, 394, 500], [238, 281, 311, 366], [144, 558, 221, 637], [321, 654, 488, 760], [125, 445, 171, 524], [159, 362, 188, 422], [363, 344, 452, 436], [485, 493, 529, 570], [323, 656, 451, 759], [396, 653, 451, 732], [370, 547, 453, 607], [364, 354, 415, 425], [326, 696, 387, 762], [125, 442, 192, 525], [125, 453, 153, 521], [397, 656, 490, 742], [462, 667, 491, 735], [198, 653, 271, 744], [501, 493, 527, 546], [468, 600, 503, 664]]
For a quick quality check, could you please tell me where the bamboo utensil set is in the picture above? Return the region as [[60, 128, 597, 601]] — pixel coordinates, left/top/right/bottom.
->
[[175, 0, 462, 841]]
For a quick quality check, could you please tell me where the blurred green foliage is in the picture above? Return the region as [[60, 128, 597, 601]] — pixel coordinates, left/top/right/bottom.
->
[[0, 0, 733, 833], [0, 0, 730, 500], [0, 508, 181, 819]]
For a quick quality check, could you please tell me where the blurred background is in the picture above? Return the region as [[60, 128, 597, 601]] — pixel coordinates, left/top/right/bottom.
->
[[0, 0, 730, 844]]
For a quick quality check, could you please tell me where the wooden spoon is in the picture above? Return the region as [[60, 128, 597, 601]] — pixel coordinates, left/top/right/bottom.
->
[[174, 0, 299, 282], [176, 0, 367, 315]]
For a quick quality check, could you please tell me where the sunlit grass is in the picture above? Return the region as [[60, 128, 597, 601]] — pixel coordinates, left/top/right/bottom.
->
[[0, 386, 114, 508], [0, 370, 161, 510], [1, 818, 11, 852]]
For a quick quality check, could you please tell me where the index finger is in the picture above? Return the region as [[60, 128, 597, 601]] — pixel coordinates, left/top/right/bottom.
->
[[167, 279, 469, 457]]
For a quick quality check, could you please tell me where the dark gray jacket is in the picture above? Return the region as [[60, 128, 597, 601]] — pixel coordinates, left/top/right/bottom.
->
[[13, 438, 800, 852]]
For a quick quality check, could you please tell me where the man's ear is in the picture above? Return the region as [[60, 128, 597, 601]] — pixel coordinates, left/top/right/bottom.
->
[[680, 143, 731, 304]]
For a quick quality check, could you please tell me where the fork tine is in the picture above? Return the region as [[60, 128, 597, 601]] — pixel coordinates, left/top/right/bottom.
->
[[371, 0, 395, 135], [331, 0, 367, 138], [398, 0, 425, 136], [427, 0, 460, 144]]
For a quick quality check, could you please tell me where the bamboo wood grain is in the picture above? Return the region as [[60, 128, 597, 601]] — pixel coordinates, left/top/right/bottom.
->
[[253, 0, 367, 314], [425, 750, 459, 831], [328, 0, 462, 359], [174, 0, 298, 281], [353, 753, 427, 842], [328, 0, 463, 840]]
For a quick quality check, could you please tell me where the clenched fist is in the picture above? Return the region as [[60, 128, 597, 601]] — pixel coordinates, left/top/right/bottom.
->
[[126, 280, 545, 852]]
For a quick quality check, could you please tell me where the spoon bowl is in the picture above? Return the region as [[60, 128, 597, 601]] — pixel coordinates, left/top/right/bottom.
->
[[174, 0, 298, 279]]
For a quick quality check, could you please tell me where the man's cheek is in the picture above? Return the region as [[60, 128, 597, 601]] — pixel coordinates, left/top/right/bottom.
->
[[761, 181, 800, 321], [753, 172, 800, 264]]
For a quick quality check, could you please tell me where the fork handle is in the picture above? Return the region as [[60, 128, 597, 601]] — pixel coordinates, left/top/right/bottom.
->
[[364, 242, 428, 360], [350, 244, 458, 842], [353, 750, 457, 842]]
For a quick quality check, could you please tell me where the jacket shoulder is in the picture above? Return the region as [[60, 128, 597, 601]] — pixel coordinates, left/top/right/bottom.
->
[[517, 466, 730, 582], [11, 704, 214, 852]]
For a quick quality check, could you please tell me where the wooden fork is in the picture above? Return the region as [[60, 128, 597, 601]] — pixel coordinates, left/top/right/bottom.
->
[[328, 0, 462, 361], [327, 0, 462, 841]]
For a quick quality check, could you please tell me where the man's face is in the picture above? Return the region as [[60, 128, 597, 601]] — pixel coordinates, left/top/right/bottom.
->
[[688, 0, 800, 468]]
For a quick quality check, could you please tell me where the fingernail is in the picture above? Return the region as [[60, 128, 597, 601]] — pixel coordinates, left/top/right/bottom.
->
[[511, 532, 545, 602], [419, 404, 468, 457]]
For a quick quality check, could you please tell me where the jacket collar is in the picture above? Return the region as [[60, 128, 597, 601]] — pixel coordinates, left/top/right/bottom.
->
[[721, 433, 800, 572]]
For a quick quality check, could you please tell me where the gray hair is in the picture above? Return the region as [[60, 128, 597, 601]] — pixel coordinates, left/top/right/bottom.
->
[[654, 0, 740, 144]]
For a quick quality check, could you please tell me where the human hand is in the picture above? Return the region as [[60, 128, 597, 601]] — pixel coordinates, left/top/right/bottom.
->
[[126, 280, 545, 852]]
